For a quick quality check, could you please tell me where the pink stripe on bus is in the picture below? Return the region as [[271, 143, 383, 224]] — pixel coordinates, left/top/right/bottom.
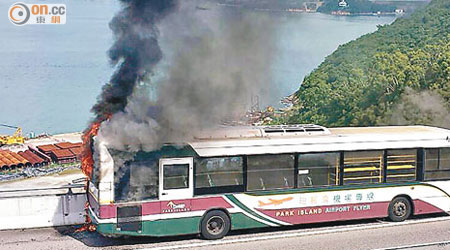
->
[[93, 196, 233, 219], [191, 197, 233, 210], [256, 199, 445, 225], [414, 199, 444, 215]]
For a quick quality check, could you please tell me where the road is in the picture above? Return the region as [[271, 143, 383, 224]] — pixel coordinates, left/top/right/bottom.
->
[[1, 215, 450, 250]]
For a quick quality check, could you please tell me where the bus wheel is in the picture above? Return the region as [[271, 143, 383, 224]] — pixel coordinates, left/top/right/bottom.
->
[[200, 210, 230, 240], [388, 197, 412, 222]]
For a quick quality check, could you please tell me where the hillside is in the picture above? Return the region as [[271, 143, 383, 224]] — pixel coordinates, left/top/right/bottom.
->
[[282, 0, 450, 128]]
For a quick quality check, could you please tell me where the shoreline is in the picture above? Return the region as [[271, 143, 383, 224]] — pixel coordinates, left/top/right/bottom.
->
[[217, 4, 402, 17], [0, 132, 84, 186]]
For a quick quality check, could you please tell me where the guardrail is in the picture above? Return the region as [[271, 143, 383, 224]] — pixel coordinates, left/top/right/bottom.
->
[[0, 184, 84, 196], [0, 182, 87, 230]]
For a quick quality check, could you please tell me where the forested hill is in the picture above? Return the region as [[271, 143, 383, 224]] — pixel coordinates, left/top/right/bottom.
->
[[282, 0, 450, 128]]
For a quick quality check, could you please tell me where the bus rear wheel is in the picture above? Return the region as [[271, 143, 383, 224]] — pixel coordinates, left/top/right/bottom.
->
[[388, 197, 412, 222], [200, 210, 230, 240]]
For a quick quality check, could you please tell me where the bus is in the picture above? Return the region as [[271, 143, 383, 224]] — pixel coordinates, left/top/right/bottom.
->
[[87, 125, 450, 240]]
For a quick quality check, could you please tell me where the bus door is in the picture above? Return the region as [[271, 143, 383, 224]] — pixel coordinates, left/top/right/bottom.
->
[[159, 158, 194, 201]]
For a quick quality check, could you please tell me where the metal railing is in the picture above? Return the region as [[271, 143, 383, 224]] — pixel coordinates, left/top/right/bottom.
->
[[0, 178, 86, 199]]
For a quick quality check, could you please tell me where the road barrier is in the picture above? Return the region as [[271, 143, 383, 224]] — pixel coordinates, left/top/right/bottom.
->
[[0, 185, 86, 230]]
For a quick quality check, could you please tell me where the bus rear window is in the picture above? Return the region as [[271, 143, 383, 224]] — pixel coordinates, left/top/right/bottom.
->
[[247, 154, 295, 191], [425, 148, 450, 180]]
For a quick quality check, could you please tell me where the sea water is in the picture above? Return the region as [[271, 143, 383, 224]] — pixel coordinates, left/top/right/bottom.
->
[[0, 0, 395, 134]]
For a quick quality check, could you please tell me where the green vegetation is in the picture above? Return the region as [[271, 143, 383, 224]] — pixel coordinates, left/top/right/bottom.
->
[[318, 0, 396, 14], [281, 0, 450, 127]]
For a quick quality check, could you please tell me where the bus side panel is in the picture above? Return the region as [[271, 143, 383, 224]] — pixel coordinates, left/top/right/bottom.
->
[[413, 199, 446, 215], [93, 196, 234, 237], [233, 184, 450, 226], [95, 217, 203, 237], [417, 181, 450, 213], [98, 213, 268, 236], [230, 212, 269, 230], [97, 223, 116, 235], [256, 202, 389, 225], [143, 217, 202, 237], [88, 208, 115, 235], [91, 183, 450, 237]]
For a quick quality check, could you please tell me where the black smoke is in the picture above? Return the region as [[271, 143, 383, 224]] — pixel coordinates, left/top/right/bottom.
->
[[96, 2, 280, 152], [92, 0, 178, 120]]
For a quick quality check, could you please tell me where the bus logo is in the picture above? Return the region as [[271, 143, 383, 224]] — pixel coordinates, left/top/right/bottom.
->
[[162, 201, 191, 213], [258, 197, 293, 207], [167, 201, 186, 209]]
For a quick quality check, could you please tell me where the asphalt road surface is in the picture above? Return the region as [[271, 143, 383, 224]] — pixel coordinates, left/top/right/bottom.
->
[[1, 214, 450, 250]]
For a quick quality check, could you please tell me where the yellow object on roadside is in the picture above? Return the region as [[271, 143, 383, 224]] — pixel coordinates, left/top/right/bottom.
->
[[0, 124, 24, 145]]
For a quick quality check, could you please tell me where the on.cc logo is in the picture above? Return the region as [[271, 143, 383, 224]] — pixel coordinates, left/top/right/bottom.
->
[[8, 3, 30, 26]]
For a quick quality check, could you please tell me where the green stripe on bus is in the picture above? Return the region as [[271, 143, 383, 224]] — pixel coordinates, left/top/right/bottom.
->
[[97, 223, 115, 235], [142, 217, 202, 236], [95, 213, 267, 237], [90, 208, 203, 237], [225, 194, 282, 226], [100, 217, 202, 237], [231, 212, 268, 230]]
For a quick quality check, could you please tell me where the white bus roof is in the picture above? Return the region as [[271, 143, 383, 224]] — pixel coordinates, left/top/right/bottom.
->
[[189, 125, 450, 157]]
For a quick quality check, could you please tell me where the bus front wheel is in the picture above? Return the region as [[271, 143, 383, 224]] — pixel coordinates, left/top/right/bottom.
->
[[388, 196, 412, 222], [200, 210, 230, 240]]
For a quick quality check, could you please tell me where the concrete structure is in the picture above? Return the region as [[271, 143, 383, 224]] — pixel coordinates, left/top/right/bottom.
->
[[0, 185, 86, 230]]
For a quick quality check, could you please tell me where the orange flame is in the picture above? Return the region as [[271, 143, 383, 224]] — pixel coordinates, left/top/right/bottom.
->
[[81, 114, 111, 179], [78, 115, 111, 233], [81, 122, 101, 179], [75, 202, 97, 233]]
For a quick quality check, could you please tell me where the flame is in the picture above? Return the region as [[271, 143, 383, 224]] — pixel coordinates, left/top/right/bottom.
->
[[78, 115, 110, 233], [81, 114, 111, 179], [81, 122, 101, 179], [75, 202, 97, 233]]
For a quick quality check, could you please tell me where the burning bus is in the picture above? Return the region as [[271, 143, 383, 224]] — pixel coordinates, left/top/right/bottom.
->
[[86, 124, 450, 239]]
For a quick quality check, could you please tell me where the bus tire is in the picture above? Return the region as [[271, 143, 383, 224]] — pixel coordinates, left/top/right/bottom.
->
[[388, 196, 412, 222], [200, 210, 230, 240]]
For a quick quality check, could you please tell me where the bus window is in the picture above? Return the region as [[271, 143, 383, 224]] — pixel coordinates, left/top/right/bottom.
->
[[114, 152, 159, 202], [297, 153, 339, 187], [247, 154, 294, 191], [195, 157, 243, 188], [344, 151, 383, 185], [442, 148, 450, 169], [163, 164, 189, 189], [425, 149, 439, 171], [386, 149, 417, 182], [425, 148, 450, 180]]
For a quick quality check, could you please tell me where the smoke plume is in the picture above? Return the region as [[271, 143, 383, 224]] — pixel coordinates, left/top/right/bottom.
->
[[97, 1, 279, 151], [382, 87, 450, 129], [91, 0, 177, 121]]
